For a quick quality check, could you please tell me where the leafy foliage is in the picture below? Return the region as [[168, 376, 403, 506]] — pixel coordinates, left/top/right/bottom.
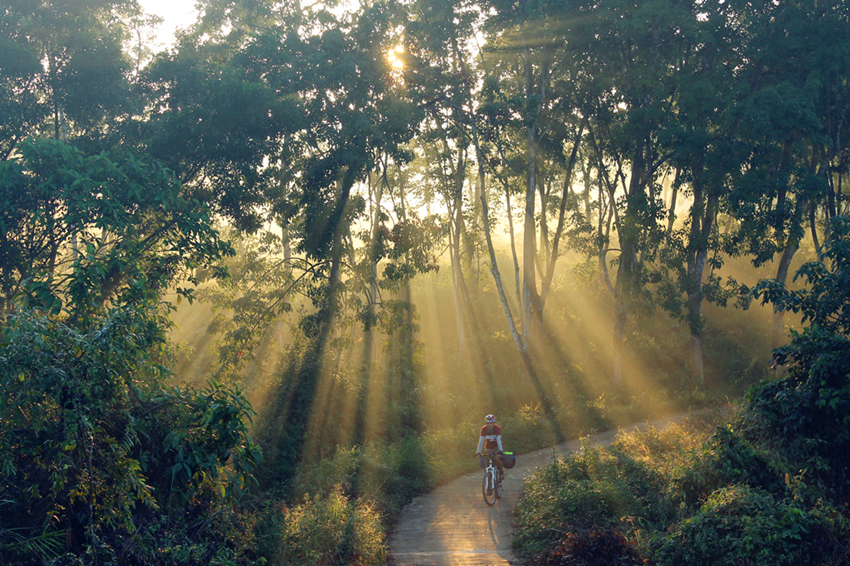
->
[[537, 528, 644, 566], [754, 216, 850, 337], [657, 485, 846, 566], [0, 306, 261, 563], [0, 0, 137, 154], [258, 486, 386, 566], [0, 137, 233, 319], [746, 215, 850, 502]]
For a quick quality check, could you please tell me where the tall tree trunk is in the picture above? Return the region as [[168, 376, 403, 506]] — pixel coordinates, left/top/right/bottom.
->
[[667, 169, 679, 235], [472, 124, 525, 353], [612, 239, 636, 386], [450, 145, 469, 350], [541, 118, 586, 307], [687, 248, 708, 386], [772, 240, 797, 348], [501, 175, 522, 304], [523, 124, 540, 349], [520, 22, 543, 349], [370, 172, 384, 355], [610, 135, 647, 385], [685, 172, 717, 386]]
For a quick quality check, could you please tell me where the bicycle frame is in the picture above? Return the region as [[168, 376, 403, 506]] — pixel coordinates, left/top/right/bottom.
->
[[481, 454, 502, 506]]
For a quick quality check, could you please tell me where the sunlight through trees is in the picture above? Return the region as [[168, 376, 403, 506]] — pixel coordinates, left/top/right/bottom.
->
[[2, 0, 849, 563]]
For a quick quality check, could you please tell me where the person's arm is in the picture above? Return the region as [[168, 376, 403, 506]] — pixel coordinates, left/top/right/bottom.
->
[[496, 434, 504, 452], [476, 436, 485, 454]]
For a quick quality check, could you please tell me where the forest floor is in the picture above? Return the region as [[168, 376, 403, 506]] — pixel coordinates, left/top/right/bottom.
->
[[387, 414, 687, 566]]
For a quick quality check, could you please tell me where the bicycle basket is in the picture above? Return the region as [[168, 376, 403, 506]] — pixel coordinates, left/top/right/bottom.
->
[[500, 452, 516, 469]]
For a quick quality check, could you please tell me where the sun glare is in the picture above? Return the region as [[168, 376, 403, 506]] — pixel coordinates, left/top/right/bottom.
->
[[388, 45, 404, 70]]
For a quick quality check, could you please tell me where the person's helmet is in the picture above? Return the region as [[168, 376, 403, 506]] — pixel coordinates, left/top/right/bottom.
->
[[485, 414, 496, 423]]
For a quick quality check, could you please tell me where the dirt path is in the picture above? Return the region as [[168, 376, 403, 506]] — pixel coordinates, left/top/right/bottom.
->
[[388, 415, 685, 566]]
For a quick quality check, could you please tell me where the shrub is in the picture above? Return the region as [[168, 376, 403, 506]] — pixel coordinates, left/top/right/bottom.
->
[[673, 424, 784, 508], [513, 410, 734, 563], [749, 215, 850, 503], [0, 307, 261, 564], [513, 441, 672, 558], [656, 484, 846, 566], [536, 528, 645, 566], [261, 486, 386, 566]]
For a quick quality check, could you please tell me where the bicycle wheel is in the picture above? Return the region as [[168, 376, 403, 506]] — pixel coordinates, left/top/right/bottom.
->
[[482, 471, 497, 506], [496, 475, 503, 499]]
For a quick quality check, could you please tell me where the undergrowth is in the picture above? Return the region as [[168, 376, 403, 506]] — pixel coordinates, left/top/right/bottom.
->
[[514, 407, 850, 566]]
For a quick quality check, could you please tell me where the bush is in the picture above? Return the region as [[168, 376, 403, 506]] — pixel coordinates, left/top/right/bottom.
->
[[656, 484, 847, 566], [749, 215, 850, 503], [512, 410, 735, 563], [673, 424, 784, 508], [0, 307, 261, 564], [513, 440, 674, 558], [260, 487, 386, 566], [537, 528, 645, 566]]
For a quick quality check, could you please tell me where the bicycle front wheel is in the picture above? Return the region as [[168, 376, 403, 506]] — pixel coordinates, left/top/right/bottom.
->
[[482, 471, 497, 506]]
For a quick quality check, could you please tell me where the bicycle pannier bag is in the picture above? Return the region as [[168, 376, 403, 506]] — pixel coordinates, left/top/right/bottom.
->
[[501, 452, 516, 469]]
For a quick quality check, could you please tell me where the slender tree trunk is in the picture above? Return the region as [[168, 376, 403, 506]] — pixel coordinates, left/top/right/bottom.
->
[[610, 134, 646, 385], [472, 125, 525, 353], [612, 287, 627, 385], [449, 222, 466, 349], [450, 146, 469, 350], [370, 172, 384, 349], [687, 245, 709, 386], [827, 171, 837, 219], [542, 118, 585, 307], [520, 22, 543, 349], [581, 154, 592, 220], [501, 176, 522, 304], [282, 224, 292, 273], [684, 171, 717, 386], [538, 173, 551, 277], [810, 203, 820, 254], [523, 126, 540, 349], [667, 169, 679, 235], [772, 239, 798, 348]]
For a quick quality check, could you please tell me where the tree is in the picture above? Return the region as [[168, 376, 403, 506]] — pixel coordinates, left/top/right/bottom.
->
[[750, 215, 850, 503], [655, 0, 751, 384], [465, 0, 591, 357], [730, 0, 850, 348], [0, 0, 141, 153], [0, 137, 232, 320], [582, 0, 684, 384], [0, 305, 261, 564]]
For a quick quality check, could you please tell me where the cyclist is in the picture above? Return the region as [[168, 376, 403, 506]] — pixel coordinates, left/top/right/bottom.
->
[[475, 414, 505, 481]]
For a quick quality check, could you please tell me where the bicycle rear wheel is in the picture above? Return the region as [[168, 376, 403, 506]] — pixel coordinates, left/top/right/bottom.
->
[[482, 471, 497, 506]]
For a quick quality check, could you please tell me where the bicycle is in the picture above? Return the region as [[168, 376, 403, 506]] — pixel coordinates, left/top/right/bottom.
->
[[477, 452, 503, 506]]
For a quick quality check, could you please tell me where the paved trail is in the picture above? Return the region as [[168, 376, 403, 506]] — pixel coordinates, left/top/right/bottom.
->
[[388, 415, 684, 566]]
